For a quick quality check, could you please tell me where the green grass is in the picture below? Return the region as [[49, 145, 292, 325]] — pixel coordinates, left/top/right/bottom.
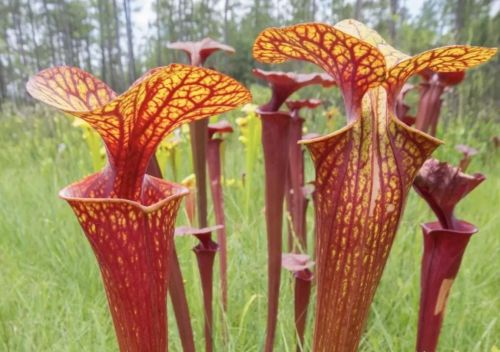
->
[[0, 100, 498, 351]]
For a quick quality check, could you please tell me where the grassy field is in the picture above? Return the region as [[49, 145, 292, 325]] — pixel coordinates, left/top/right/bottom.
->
[[0, 92, 498, 351]]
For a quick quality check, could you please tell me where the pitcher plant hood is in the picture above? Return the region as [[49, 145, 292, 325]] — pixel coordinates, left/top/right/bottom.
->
[[168, 37, 235, 66], [455, 144, 478, 172], [413, 158, 485, 230], [253, 68, 334, 111], [27, 64, 251, 200]]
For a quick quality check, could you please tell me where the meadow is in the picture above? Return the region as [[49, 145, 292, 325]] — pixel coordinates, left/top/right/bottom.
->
[[0, 84, 498, 351]]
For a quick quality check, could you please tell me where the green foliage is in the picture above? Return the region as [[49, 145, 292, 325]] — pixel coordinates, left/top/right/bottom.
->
[[0, 1, 499, 350], [1, 0, 498, 111], [235, 102, 262, 216], [0, 95, 498, 350]]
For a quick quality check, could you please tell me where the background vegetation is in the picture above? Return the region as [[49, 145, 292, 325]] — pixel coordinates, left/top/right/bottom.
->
[[0, 0, 499, 108], [0, 0, 498, 351]]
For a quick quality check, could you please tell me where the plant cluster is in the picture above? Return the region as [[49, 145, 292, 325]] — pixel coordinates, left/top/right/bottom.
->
[[26, 18, 496, 352]]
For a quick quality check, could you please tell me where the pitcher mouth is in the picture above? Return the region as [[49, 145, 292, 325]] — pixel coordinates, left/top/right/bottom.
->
[[421, 220, 478, 235], [59, 172, 189, 214], [298, 106, 443, 147]]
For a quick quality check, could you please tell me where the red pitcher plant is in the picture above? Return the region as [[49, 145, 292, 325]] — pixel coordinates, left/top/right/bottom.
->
[[168, 38, 235, 228], [252, 18, 496, 351], [26, 64, 250, 352], [285, 98, 322, 251], [414, 158, 485, 352], [207, 120, 234, 312], [281, 253, 314, 352], [168, 38, 237, 352], [253, 68, 334, 352]]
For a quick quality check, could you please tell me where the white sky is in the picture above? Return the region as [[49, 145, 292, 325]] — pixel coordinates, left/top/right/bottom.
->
[[132, 0, 427, 46]]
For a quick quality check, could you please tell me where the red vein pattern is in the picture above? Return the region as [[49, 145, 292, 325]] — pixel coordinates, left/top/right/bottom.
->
[[27, 64, 250, 352], [61, 175, 186, 352], [305, 89, 440, 351], [27, 64, 251, 200], [386, 46, 497, 92], [253, 20, 495, 351], [253, 24, 385, 115], [25, 66, 117, 110]]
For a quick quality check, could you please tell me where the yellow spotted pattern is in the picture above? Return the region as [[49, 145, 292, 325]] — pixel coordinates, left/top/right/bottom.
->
[[305, 86, 440, 351], [386, 45, 497, 91], [63, 175, 185, 352]]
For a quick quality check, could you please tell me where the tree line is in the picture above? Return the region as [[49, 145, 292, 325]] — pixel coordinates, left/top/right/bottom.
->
[[0, 0, 498, 110]]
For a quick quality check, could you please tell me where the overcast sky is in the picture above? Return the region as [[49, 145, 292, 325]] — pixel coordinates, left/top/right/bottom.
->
[[130, 0, 500, 47], [131, 0, 427, 46]]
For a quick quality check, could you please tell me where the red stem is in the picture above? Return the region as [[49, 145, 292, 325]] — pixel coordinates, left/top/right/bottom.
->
[[261, 87, 295, 112], [206, 138, 229, 311], [287, 116, 307, 250], [415, 83, 445, 136], [193, 240, 219, 352], [285, 171, 293, 251], [260, 111, 291, 352], [417, 221, 477, 352], [294, 270, 313, 352], [190, 119, 218, 352], [458, 156, 471, 172], [190, 119, 209, 228], [147, 157, 196, 352], [169, 248, 197, 352]]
